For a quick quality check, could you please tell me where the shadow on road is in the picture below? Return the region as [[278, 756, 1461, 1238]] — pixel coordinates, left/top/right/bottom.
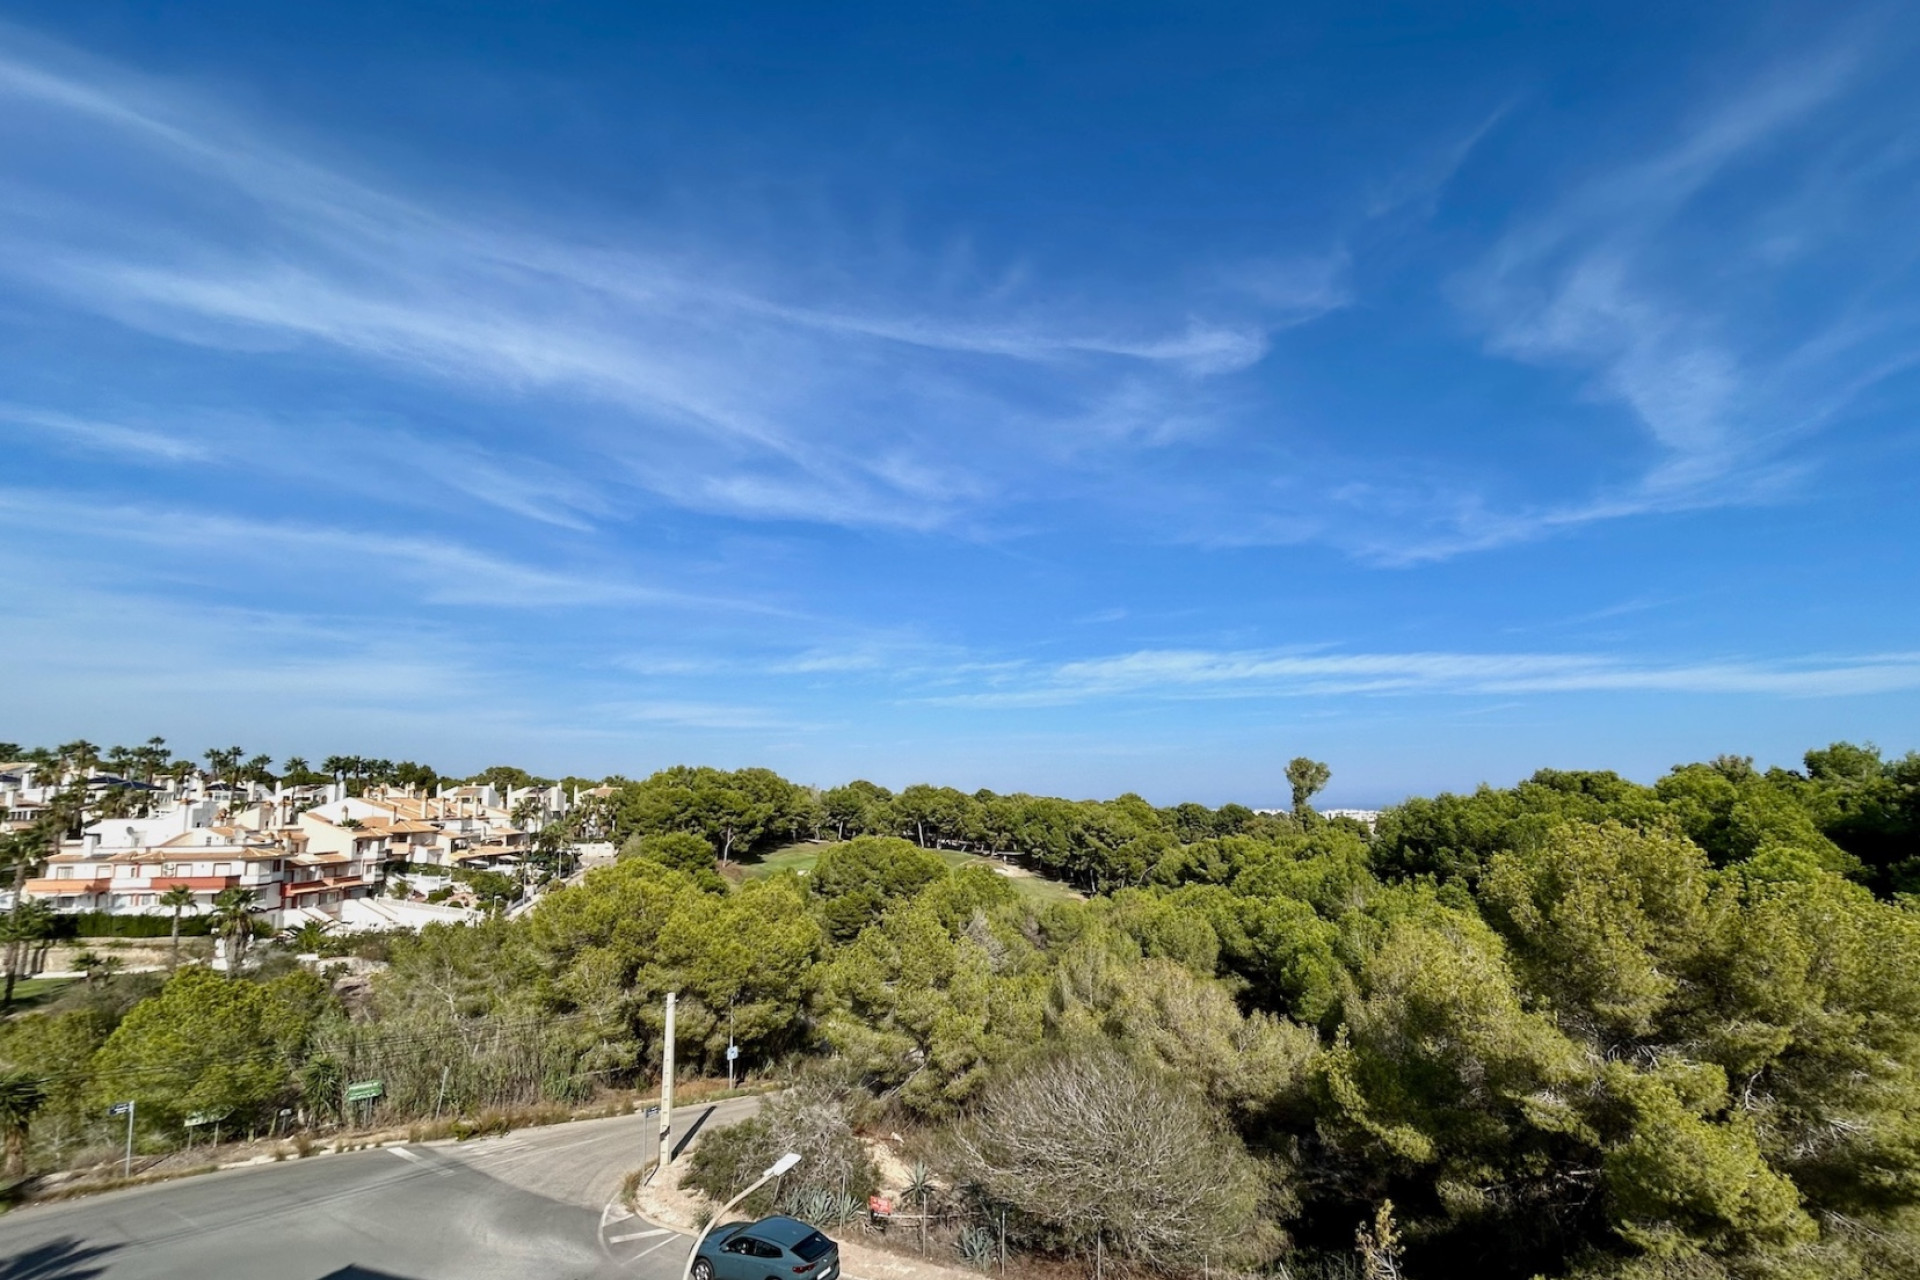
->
[[670, 1105, 715, 1161], [316, 1268, 418, 1279], [0, 1237, 120, 1280]]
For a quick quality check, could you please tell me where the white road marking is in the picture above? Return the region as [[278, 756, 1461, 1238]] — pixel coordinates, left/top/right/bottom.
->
[[388, 1145, 454, 1176], [628, 1233, 680, 1264], [608, 1228, 669, 1243]]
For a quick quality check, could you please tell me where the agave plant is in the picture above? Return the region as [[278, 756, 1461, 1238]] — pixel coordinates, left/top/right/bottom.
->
[[956, 1225, 995, 1271], [785, 1185, 861, 1228], [903, 1160, 936, 1255]]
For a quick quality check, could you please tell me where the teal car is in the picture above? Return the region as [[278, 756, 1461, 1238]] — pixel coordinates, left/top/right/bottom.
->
[[691, 1215, 840, 1280]]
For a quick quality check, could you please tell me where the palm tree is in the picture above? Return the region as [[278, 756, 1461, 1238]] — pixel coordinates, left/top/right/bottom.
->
[[0, 900, 54, 1010], [159, 885, 198, 967], [94, 785, 137, 821], [42, 785, 87, 849], [203, 747, 243, 787], [510, 795, 544, 830], [207, 887, 260, 976], [290, 919, 331, 953], [0, 1070, 46, 1179], [72, 950, 106, 987], [56, 740, 100, 782]]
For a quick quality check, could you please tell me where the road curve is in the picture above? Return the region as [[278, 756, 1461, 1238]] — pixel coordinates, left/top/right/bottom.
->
[[0, 1097, 763, 1280]]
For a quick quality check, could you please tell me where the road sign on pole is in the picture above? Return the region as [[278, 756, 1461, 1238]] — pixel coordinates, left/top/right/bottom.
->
[[344, 1080, 384, 1103], [107, 1100, 135, 1178]]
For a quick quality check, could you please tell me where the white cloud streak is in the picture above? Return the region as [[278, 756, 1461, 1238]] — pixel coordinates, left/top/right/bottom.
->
[[0, 488, 775, 613], [0, 31, 1302, 535], [0, 403, 210, 462], [934, 646, 1920, 705], [1433, 36, 1906, 556]]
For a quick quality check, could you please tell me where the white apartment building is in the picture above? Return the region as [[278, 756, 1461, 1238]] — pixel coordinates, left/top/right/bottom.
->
[[18, 772, 576, 927]]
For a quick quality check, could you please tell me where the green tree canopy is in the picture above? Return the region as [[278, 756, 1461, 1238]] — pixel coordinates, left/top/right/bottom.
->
[[89, 967, 333, 1129], [807, 836, 949, 941]]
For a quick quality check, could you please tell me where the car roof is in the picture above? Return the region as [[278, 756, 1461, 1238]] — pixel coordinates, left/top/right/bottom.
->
[[752, 1216, 820, 1246]]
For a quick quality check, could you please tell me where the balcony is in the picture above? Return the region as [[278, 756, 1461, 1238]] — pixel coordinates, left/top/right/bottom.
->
[[141, 875, 242, 892], [25, 875, 110, 894], [284, 875, 371, 896]]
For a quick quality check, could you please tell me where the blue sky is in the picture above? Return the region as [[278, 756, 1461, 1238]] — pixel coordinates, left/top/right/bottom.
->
[[2, 2, 1917, 807]]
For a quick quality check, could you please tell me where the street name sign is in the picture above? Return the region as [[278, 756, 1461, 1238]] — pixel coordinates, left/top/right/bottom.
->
[[345, 1080, 385, 1102]]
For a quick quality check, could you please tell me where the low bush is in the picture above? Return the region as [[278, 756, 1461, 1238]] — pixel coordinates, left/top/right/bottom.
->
[[683, 1082, 878, 1217]]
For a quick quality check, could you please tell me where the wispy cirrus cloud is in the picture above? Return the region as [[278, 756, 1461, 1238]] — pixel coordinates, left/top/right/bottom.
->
[[931, 646, 1920, 706], [1424, 31, 1920, 558], [0, 403, 210, 463], [0, 488, 774, 613], [0, 29, 1311, 536]]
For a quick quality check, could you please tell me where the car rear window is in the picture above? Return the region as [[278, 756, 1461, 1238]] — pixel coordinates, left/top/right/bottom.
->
[[792, 1231, 834, 1261]]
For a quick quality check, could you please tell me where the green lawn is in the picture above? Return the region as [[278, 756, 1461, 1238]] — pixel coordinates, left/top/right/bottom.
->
[[4, 976, 80, 1015], [741, 841, 1080, 904]]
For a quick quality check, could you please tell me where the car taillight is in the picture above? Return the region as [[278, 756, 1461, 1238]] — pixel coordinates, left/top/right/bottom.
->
[[792, 1266, 815, 1274]]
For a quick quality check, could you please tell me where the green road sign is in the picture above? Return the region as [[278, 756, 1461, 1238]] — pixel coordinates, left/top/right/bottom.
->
[[345, 1079, 384, 1103]]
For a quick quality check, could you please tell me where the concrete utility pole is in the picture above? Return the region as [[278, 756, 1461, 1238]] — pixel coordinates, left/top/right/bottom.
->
[[659, 992, 676, 1169]]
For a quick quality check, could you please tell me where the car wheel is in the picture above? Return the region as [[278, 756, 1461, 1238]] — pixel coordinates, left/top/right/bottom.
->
[[692, 1261, 713, 1280]]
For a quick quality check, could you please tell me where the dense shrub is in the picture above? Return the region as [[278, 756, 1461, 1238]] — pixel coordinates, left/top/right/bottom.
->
[[683, 1082, 879, 1217]]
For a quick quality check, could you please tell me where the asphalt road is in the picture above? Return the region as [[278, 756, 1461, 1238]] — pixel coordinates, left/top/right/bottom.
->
[[0, 1097, 763, 1280]]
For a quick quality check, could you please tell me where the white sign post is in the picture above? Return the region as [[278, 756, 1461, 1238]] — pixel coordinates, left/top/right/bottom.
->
[[107, 1100, 135, 1178]]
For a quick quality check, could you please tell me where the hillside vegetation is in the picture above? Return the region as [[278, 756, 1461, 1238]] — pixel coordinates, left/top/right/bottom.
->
[[4, 743, 1919, 1280]]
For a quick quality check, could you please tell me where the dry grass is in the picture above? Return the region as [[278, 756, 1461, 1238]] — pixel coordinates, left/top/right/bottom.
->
[[27, 1164, 221, 1204]]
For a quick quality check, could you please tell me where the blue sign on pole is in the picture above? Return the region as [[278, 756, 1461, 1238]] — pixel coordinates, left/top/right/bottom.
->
[[108, 1101, 134, 1117]]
